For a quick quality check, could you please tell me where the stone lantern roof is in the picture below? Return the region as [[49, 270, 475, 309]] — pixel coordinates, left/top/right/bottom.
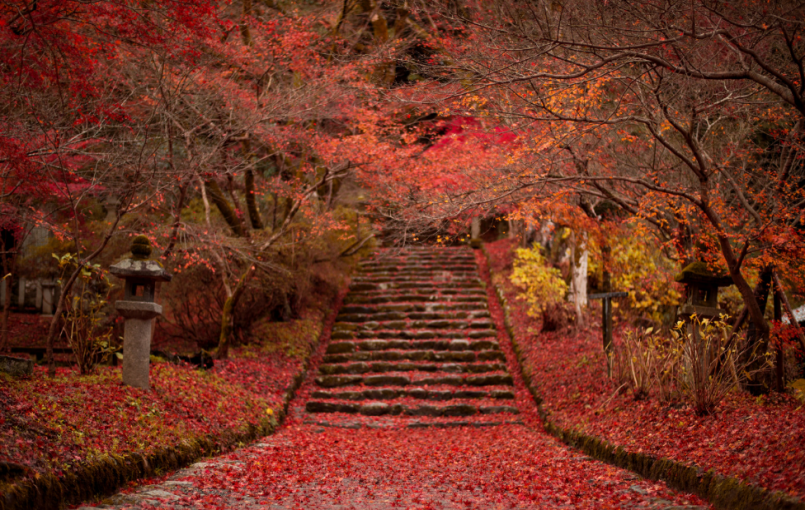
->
[[674, 261, 732, 287], [109, 235, 172, 282], [109, 258, 172, 282]]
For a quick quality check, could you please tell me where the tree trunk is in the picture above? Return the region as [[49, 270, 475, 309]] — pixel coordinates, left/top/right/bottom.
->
[[244, 169, 264, 229], [45, 268, 81, 376], [215, 265, 255, 360], [569, 231, 588, 327], [471, 217, 481, 239], [1, 271, 10, 354], [742, 264, 773, 394], [774, 284, 784, 392], [163, 182, 189, 259], [240, 0, 253, 46], [746, 264, 773, 353], [704, 208, 770, 342], [205, 179, 246, 237]]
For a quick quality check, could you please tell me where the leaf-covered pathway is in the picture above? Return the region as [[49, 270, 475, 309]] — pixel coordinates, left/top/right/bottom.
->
[[85, 248, 709, 509]]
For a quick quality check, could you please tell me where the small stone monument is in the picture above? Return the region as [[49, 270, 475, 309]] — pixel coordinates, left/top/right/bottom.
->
[[675, 261, 733, 320], [110, 236, 171, 389]]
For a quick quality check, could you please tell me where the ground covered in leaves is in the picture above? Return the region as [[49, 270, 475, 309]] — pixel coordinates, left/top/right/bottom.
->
[[89, 424, 709, 510], [484, 238, 805, 500], [0, 302, 329, 489], [79, 247, 709, 510]]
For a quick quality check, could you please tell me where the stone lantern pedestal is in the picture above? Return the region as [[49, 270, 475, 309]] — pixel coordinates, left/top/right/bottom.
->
[[110, 236, 171, 389]]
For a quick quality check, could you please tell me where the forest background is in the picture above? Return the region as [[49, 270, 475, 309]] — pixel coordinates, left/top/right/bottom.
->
[[0, 0, 803, 433]]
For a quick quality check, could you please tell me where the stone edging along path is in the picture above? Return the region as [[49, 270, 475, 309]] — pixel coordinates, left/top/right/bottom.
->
[[0, 292, 345, 510], [478, 244, 805, 510]]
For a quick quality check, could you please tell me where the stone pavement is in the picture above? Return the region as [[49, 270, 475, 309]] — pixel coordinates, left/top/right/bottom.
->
[[81, 248, 710, 510]]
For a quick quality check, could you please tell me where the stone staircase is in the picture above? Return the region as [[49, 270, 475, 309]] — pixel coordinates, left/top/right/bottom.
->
[[302, 246, 521, 428]]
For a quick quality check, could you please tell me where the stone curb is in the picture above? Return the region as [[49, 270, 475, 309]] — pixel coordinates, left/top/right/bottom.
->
[[0, 292, 344, 510], [479, 245, 805, 510]]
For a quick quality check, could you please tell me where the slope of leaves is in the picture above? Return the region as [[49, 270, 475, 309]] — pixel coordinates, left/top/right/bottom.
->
[[0, 301, 331, 486], [485, 238, 805, 500]]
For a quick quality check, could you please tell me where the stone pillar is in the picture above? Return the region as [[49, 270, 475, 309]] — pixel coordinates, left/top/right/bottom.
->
[[17, 277, 25, 308], [471, 217, 481, 240], [117, 301, 162, 389], [41, 282, 56, 316], [35, 280, 42, 310]]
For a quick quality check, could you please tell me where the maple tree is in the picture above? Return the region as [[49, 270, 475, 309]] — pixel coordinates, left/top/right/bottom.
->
[[368, 0, 805, 364], [0, 0, 471, 363]]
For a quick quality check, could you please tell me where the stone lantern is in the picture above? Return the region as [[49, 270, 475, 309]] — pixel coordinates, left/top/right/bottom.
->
[[110, 236, 171, 389], [675, 261, 733, 320]]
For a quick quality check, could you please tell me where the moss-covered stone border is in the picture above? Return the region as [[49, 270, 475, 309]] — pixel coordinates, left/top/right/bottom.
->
[[0, 294, 339, 510], [480, 245, 805, 510]]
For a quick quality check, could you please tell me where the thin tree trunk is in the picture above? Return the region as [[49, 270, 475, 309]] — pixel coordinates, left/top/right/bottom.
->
[[240, 0, 253, 46], [205, 179, 246, 237], [163, 181, 189, 260], [216, 265, 254, 360], [745, 264, 773, 354], [569, 231, 588, 327], [244, 168, 264, 229], [774, 283, 784, 392], [0, 251, 11, 353]]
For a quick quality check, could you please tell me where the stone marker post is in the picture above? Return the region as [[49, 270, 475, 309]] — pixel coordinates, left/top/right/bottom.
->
[[110, 236, 171, 389], [589, 291, 628, 378]]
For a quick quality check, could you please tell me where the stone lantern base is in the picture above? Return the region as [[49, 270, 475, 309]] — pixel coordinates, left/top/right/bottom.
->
[[116, 301, 162, 389]]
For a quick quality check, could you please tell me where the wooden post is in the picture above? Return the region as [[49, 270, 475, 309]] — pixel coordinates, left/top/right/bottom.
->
[[589, 291, 628, 378]]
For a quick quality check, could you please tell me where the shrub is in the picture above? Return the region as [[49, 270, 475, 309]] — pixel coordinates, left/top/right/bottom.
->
[[159, 262, 288, 351], [615, 327, 679, 401], [55, 253, 116, 374], [510, 245, 569, 331], [673, 315, 771, 415]]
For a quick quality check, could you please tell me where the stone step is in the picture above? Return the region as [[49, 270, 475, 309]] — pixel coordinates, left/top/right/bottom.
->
[[330, 328, 496, 340], [362, 254, 475, 261], [350, 280, 482, 287], [358, 265, 478, 273], [357, 270, 478, 277], [326, 338, 500, 354], [351, 276, 482, 283], [347, 289, 487, 298], [305, 399, 519, 417], [332, 319, 495, 331], [318, 360, 508, 376], [339, 303, 487, 314], [315, 371, 514, 388], [349, 282, 484, 291], [310, 386, 515, 401], [360, 258, 477, 265], [302, 416, 524, 429], [335, 310, 491, 323], [323, 349, 505, 364], [343, 295, 487, 305]]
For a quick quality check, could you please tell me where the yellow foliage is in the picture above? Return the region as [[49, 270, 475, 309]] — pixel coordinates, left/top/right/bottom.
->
[[510, 246, 568, 318], [589, 230, 682, 322]]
